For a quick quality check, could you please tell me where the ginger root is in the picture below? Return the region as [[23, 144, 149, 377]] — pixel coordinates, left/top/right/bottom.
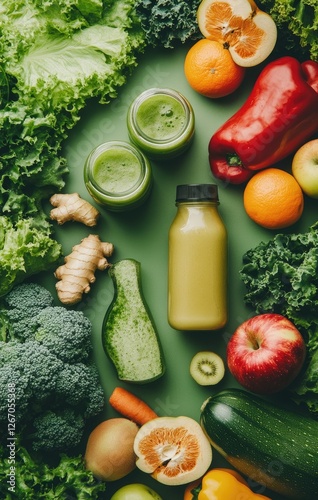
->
[[50, 193, 100, 226], [54, 234, 114, 304]]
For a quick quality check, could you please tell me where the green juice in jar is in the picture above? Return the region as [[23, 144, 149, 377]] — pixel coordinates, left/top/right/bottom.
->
[[84, 141, 152, 211], [93, 149, 141, 194], [127, 88, 195, 160]]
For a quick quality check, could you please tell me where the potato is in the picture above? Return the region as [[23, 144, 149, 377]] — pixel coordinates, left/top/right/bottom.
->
[[84, 417, 139, 481]]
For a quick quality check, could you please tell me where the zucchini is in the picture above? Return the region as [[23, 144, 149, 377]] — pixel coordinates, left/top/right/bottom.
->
[[200, 388, 318, 500], [102, 259, 165, 383]]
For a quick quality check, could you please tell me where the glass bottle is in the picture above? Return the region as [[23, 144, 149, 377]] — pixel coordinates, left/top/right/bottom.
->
[[168, 184, 227, 330]]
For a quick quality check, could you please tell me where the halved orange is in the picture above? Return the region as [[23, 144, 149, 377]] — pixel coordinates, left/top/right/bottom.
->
[[197, 0, 277, 67], [134, 416, 212, 486]]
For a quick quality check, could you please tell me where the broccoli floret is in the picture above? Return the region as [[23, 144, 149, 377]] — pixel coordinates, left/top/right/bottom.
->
[[22, 343, 64, 400], [0, 360, 31, 421], [35, 306, 93, 363], [83, 366, 106, 419], [4, 282, 54, 312], [30, 409, 85, 452], [1, 282, 54, 342], [0, 341, 63, 421], [0, 283, 105, 456], [55, 363, 104, 418]]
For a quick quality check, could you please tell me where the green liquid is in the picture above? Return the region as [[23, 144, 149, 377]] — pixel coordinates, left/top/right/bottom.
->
[[92, 149, 141, 194], [136, 94, 186, 141]]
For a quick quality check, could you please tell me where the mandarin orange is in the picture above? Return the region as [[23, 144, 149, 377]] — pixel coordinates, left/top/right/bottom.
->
[[184, 39, 245, 98], [243, 168, 304, 229]]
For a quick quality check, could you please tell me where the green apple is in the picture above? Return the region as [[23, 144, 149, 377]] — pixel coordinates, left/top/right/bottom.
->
[[292, 139, 318, 198], [110, 483, 163, 500]]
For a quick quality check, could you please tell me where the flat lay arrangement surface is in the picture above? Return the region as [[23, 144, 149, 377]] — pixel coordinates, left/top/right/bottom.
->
[[0, 1, 317, 499]]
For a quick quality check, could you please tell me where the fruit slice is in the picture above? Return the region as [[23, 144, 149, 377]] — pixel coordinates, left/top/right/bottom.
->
[[190, 351, 225, 385], [197, 0, 277, 67], [133, 416, 212, 485]]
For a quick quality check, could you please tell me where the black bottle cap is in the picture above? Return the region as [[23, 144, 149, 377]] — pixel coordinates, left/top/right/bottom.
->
[[176, 184, 219, 202]]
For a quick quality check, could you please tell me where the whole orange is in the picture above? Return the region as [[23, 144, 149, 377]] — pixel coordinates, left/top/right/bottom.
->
[[184, 39, 245, 98], [243, 168, 304, 229]]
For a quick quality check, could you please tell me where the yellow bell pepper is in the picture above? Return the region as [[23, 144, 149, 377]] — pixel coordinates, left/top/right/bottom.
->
[[198, 469, 272, 500]]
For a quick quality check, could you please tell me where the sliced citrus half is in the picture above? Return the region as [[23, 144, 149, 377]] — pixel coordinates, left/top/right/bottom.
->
[[197, 0, 277, 67], [133, 416, 212, 485]]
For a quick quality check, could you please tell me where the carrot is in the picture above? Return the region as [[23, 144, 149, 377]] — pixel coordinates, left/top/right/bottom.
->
[[109, 387, 158, 426]]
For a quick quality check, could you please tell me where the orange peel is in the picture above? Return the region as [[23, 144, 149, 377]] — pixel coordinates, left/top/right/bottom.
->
[[197, 0, 277, 67]]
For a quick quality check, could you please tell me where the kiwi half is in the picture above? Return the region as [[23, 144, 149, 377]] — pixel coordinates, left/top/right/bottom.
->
[[189, 351, 225, 386]]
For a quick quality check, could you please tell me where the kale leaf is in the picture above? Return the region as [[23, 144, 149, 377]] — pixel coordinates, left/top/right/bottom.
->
[[258, 0, 318, 61], [240, 222, 318, 415], [135, 0, 202, 48]]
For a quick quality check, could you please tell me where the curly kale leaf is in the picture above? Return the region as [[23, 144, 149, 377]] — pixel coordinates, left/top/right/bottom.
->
[[135, 0, 202, 48], [292, 350, 318, 415], [240, 222, 318, 415], [259, 0, 318, 60], [240, 224, 318, 343]]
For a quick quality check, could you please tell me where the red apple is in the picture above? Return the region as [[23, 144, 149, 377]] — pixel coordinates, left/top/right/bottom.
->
[[292, 139, 318, 198], [226, 313, 306, 394]]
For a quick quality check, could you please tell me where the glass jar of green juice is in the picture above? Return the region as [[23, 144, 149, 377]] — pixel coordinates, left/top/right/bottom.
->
[[127, 88, 195, 160], [84, 141, 152, 211]]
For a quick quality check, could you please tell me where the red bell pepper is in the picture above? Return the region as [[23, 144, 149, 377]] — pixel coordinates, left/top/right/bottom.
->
[[209, 56, 318, 184]]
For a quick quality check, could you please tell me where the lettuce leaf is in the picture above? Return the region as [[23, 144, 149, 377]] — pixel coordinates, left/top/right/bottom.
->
[[0, 101, 69, 221], [8, 23, 142, 111], [0, 216, 62, 296], [240, 223, 318, 415], [0, 441, 106, 499]]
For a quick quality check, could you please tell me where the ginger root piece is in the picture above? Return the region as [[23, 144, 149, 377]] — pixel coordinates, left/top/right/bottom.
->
[[50, 192, 100, 226], [55, 234, 114, 304]]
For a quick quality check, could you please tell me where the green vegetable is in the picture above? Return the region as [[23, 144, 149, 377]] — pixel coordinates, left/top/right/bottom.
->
[[240, 222, 318, 415], [0, 283, 104, 454], [0, 0, 147, 292], [0, 440, 106, 499], [258, 0, 318, 61], [136, 0, 201, 48], [102, 259, 165, 383], [0, 216, 62, 297], [200, 388, 318, 500], [0, 0, 146, 222]]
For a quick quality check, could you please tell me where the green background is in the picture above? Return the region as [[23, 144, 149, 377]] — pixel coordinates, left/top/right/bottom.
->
[[40, 44, 317, 499]]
